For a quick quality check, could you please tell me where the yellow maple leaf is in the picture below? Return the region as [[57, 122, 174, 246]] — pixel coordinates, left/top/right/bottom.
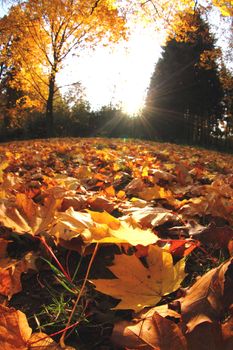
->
[[87, 210, 120, 230], [83, 220, 158, 245], [91, 245, 186, 312], [52, 208, 157, 246]]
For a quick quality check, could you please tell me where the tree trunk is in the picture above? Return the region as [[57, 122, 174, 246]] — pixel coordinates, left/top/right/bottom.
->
[[46, 71, 56, 137]]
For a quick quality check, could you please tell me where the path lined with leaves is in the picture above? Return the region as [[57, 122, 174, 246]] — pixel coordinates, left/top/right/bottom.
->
[[0, 138, 232, 349]]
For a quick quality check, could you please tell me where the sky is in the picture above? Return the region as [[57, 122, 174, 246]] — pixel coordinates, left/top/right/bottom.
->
[[57, 25, 162, 115]]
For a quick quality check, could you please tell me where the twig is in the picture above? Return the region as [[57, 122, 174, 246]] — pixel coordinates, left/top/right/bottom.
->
[[60, 243, 99, 348]]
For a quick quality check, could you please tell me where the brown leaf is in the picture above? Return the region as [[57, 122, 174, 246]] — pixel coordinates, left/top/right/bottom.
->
[[61, 195, 87, 211], [0, 305, 32, 350], [0, 238, 8, 258], [122, 206, 180, 229], [181, 258, 233, 333], [112, 310, 187, 349], [0, 252, 37, 298], [190, 223, 233, 249], [87, 196, 115, 213], [138, 185, 172, 201], [124, 178, 145, 195], [151, 169, 176, 183], [222, 312, 233, 350], [185, 322, 223, 350]]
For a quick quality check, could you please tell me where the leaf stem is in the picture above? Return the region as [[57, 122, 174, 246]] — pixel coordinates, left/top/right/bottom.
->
[[60, 243, 99, 348], [38, 236, 72, 283]]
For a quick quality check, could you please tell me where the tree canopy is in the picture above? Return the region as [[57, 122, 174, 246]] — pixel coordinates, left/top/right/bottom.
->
[[0, 0, 127, 135]]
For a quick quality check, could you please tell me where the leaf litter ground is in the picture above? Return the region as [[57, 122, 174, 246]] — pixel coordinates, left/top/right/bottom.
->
[[0, 137, 233, 350]]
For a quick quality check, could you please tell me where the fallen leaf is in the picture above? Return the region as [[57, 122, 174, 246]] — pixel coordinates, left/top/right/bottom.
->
[[92, 245, 186, 311], [138, 185, 172, 201], [151, 169, 176, 183], [87, 196, 115, 213], [0, 252, 37, 298], [52, 208, 158, 246], [87, 210, 120, 230], [28, 332, 75, 349], [0, 238, 9, 258], [94, 221, 158, 246], [163, 239, 199, 259], [124, 178, 145, 195], [190, 223, 233, 249], [0, 193, 61, 235], [112, 310, 187, 350], [0, 305, 74, 350], [222, 313, 233, 350], [0, 160, 9, 182], [61, 195, 87, 211], [185, 321, 223, 350], [49, 207, 92, 241], [181, 258, 233, 333], [0, 304, 32, 350], [122, 206, 180, 229]]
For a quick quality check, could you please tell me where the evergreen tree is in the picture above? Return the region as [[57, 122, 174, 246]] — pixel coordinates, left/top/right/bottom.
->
[[144, 11, 223, 145]]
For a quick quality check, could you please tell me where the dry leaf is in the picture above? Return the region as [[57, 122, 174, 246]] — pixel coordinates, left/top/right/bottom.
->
[[87, 196, 115, 213], [28, 332, 75, 349], [92, 245, 186, 311], [0, 238, 9, 258], [87, 210, 120, 230], [61, 195, 87, 211], [50, 207, 92, 241], [52, 208, 157, 246], [0, 306, 74, 350], [190, 223, 233, 249], [185, 322, 223, 350], [222, 313, 233, 350], [0, 305, 32, 350], [181, 258, 233, 333], [122, 206, 179, 229], [112, 310, 187, 350], [0, 252, 37, 298], [0, 193, 61, 235]]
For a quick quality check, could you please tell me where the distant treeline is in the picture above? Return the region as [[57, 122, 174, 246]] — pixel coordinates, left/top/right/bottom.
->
[[0, 103, 232, 153]]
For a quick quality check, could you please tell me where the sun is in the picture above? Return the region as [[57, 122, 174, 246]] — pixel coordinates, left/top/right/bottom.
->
[[58, 25, 162, 115], [120, 80, 146, 116]]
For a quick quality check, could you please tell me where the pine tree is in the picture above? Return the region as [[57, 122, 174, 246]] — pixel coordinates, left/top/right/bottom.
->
[[144, 11, 223, 146]]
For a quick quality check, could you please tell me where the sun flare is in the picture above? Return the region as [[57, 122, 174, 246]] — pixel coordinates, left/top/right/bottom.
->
[[58, 25, 162, 115]]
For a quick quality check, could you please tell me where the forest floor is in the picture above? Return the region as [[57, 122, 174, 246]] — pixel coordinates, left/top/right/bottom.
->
[[0, 137, 233, 350]]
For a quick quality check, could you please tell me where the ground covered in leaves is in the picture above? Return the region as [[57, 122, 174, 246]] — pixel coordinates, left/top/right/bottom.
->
[[0, 137, 233, 350]]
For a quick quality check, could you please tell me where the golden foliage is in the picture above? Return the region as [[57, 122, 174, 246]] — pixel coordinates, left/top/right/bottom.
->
[[0, 0, 127, 116]]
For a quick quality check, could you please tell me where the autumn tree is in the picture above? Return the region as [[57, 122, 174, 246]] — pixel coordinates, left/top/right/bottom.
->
[[0, 0, 126, 136], [144, 11, 223, 145], [0, 8, 49, 134]]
